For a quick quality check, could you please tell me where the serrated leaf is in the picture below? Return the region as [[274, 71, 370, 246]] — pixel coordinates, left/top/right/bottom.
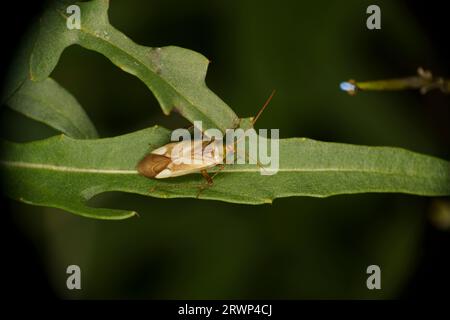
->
[[1, 127, 449, 219], [5, 78, 98, 139], [29, 0, 239, 132]]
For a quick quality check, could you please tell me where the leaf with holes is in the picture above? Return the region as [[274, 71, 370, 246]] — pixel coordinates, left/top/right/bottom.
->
[[27, 0, 239, 133]]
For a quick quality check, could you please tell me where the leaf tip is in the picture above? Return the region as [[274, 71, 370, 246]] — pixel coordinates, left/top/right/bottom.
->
[[132, 211, 140, 218]]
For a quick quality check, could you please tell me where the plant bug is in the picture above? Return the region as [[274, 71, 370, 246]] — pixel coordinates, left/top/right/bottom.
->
[[137, 90, 276, 188]]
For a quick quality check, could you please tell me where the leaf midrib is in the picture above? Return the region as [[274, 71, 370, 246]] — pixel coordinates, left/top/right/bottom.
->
[[0, 160, 436, 179]]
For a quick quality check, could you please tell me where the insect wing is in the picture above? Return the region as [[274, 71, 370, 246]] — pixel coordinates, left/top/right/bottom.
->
[[151, 140, 219, 178]]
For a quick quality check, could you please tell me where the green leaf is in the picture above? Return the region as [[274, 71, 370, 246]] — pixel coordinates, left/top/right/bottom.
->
[[29, 0, 239, 132], [5, 78, 98, 139], [1, 26, 39, 103], [1, 127, 449, 219]]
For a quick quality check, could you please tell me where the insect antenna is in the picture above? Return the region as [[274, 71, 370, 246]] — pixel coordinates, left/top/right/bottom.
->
[[252, 89, 276, 126], [196, 90, 277, 197], [248, 89, 276, 172], [225, 89, 277, 166]]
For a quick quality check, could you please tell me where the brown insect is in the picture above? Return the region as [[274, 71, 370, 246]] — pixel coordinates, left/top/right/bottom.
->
[[137, 91, 275, 187]]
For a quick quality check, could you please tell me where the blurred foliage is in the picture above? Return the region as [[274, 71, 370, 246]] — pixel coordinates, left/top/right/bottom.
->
[[3, 0, 449, 298]]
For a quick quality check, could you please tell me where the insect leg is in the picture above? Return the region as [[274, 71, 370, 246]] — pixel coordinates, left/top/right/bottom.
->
[[196, 165, 226, 198], [235, 151, 268, 174], [200, 169, 213, 185]]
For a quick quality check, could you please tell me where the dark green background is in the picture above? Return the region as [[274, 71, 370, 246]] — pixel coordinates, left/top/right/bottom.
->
[[2, 0, 449, 299]]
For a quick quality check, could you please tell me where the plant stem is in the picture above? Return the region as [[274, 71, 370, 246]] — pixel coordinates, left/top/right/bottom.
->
[[340, 67, 450, 96]]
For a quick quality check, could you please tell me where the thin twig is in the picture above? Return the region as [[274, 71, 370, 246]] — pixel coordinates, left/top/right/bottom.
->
[[340, 67, 450, 95]]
